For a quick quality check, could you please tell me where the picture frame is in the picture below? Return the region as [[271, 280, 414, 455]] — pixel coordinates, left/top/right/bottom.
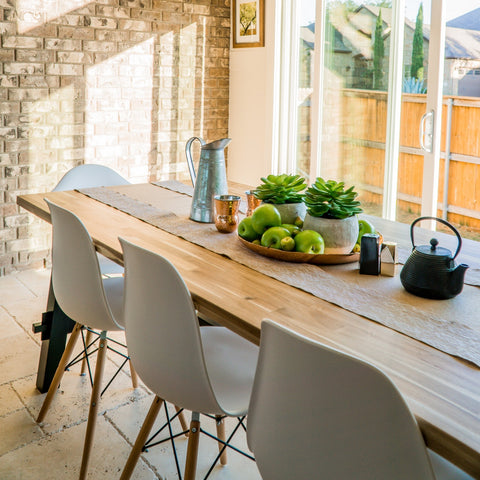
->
[[232, 0, 265, 48]]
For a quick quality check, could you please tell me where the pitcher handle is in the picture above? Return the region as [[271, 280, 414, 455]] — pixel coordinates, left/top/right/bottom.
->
[[410, 216, 462, 259], [185, 137, 205, 187]]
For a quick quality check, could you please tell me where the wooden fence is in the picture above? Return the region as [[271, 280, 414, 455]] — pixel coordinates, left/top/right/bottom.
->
[[335, 89, 480, 232]]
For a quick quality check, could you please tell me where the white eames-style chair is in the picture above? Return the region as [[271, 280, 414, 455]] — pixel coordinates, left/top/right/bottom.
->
[[50, 164, 130, 376], [53, 163, 130, 276], [36, 200, 138, 480], [247, 319, 474, 480], [118, 238, 259, 480]]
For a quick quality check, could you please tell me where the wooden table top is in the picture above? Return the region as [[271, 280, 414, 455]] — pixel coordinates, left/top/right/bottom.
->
[[17, 183, 480, 478]]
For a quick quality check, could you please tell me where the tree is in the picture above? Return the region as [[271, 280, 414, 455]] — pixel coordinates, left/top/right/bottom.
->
[[239, 3, 257, 37], [373, 9, 385, 90], [411, 3, 424, 80]]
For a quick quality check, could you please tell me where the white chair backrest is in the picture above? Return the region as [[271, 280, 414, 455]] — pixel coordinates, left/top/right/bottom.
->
[[120, 238, 221, 414], [53, 164, 130, 191], [47, 200, 123, 332], [247, 320, 436, 480]]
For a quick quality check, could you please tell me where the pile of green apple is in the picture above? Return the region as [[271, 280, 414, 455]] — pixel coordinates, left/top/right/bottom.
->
[[238, 204, 378, 255], [237, 204, 325, 254]]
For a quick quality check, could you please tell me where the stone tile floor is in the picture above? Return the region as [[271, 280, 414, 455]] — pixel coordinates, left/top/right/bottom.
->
[[0, 268, 261, 479]]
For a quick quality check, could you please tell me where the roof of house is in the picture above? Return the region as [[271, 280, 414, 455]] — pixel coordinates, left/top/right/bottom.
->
[[446, 7, 480, 31], [423, 25, 480, 59], [300, 22, 351, 54], [300, 5, 480, 61], [352, 5, 480, 60]]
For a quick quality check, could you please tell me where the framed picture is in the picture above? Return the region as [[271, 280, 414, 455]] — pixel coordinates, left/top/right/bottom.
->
[[232, 0, 265, 48]]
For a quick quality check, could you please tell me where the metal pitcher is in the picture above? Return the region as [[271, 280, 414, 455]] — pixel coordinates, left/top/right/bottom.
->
[[186, 137, 230, 223]]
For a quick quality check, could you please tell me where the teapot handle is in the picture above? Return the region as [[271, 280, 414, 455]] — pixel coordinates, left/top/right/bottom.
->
[[185, 137, 205, 187], [410, 216, 462, 259]]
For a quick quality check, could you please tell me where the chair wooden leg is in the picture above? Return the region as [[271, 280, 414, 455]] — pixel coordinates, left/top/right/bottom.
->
[[184, 413, 201, 480], [129, 359, 139, 389], [80, 329, 93, 376], [120, 395, 164, 480], [175, 405, 189, 437], [215, 415, 228, 465], [37, 322, 82, 423], [79, 332, 108, 480]]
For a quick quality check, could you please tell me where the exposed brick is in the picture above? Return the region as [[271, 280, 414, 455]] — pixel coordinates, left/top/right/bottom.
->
[[9, 88, 49, 101], [58, 26, 95, 40], [3, 63, 45, 75], [2, 36, 43, 49], [19, 75, 59, 88], [45, 63, 84, 76], [0, 0, 230, 275], [16, 49, 54, 63], [0, 75, 18, 87], [45, 38, 82, 50]]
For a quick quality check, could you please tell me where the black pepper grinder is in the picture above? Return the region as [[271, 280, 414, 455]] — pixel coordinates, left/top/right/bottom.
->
[[359, 233, 381, 275]]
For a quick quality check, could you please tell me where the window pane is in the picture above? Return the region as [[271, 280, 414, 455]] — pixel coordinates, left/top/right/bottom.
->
[[319, 1, 391, 216], [297, 0, 316, 181]]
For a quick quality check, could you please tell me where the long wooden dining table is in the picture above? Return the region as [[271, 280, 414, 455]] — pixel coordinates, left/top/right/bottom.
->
[[17, 182, 480, 478]]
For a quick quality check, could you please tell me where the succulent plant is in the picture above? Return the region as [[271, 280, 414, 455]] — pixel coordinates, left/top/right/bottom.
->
[[304, 178, 363, 219], [253, 174, 307, 204]]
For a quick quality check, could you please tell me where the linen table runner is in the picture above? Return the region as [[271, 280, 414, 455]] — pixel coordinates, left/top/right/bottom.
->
[[78, 182, 480, 367]]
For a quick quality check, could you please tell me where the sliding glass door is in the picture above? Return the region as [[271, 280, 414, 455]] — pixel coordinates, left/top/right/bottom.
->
[[288, 0, 455, 225]]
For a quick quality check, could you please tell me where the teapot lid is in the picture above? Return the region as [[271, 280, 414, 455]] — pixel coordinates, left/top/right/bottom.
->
[[415, 238, 452, 258]]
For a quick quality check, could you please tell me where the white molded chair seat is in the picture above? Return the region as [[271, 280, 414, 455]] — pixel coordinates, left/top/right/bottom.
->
[[247, 319, 474, 480], [53, 164, 130, 276], [119, 238, 258, 480]]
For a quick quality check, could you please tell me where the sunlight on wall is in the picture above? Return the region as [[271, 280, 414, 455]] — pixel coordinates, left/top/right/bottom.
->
[[16, 0, 94, 34], [27, 82, 80, 189], [85, 38, 154, 183], [157, 22, 199, 179]]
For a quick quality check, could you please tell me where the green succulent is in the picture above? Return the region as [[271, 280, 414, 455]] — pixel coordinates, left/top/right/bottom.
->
[[304, 178, 363, 219], [253, 174, 307, 204]]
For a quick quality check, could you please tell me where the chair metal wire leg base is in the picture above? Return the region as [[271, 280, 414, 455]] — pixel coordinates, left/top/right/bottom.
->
[[65, 326, 136, 397], [200, 415, 254, 480], [119, 396, 189, 480], [80, 329, 92, 376]]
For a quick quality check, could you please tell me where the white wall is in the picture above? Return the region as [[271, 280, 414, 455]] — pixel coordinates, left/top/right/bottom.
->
[[228, 1, 277, 186]]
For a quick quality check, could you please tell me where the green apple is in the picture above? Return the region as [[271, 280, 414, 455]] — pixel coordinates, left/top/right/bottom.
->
[[294, 229, 325, 254], [238, 217, 260, 242], [280, 236, 296, 251], [261, 226, 291, 249], [281, 223, 301, 237], [252, 239, 261, 245], [251, 204, 282, 234], [357, 218, 376, 244]]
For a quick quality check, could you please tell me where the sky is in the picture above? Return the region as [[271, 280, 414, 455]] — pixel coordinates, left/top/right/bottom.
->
[[300, 1, 480, 25]]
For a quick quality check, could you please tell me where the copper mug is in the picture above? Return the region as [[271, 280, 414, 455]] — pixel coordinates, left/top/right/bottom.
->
[[245, 190, 261, 216], [214, 195, 241, 233]]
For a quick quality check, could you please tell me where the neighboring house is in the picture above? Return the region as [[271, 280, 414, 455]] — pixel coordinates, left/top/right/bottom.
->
[[445, 8, 480, 97], [302, 4, 480, 97]]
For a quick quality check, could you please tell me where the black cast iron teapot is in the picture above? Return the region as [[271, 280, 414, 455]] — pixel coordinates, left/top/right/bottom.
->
[[400, 217, 469, 299]]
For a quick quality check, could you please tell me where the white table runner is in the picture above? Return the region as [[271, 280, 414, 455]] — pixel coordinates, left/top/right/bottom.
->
[[78, 182, 480, 367]]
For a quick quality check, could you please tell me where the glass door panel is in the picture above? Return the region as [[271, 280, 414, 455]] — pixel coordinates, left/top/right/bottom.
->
[[395, 0, 432, 225], [317, 1, 396, 216], [437, 0, 480, 240]]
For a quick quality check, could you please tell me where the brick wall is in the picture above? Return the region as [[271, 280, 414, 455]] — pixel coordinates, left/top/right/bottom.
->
[[0, 0, 230, 275]]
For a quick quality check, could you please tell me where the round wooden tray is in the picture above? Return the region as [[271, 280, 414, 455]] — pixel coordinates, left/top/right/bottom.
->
[[238, 236, 360, 265]]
